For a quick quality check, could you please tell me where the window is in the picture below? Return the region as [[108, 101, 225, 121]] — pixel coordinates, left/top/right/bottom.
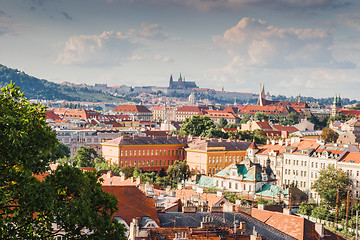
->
[[226, 157, 228, 163], [209, 157, 211, 164], [220, 157, 222, 163]]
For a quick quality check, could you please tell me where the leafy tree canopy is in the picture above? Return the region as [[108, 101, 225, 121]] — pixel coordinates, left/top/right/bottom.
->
[[320, 127, 339, 143], [254, 112, 269, 122], [179, 115, 217, 137], [0, 83, 125, 239], [312, 164, 351, 206], [167, 160, 191, 188]]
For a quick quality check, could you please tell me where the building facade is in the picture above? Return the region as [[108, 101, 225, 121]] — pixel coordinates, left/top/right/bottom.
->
[[186, 138, 252, 175], [101, 136, 187, 173]]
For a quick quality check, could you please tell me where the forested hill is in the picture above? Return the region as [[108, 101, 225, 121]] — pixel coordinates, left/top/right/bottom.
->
[[0, 64, 121, 102]]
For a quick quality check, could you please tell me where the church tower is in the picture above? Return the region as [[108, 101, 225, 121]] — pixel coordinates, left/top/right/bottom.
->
[[169, 75, 174, 88], [331, 94, 342, 117], [257, 83, 266, 106]]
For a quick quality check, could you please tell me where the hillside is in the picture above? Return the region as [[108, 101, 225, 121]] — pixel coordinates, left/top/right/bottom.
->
[[0, 64, 122, 102]]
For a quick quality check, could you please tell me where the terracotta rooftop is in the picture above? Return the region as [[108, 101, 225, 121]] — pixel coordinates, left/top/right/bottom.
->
[[340, 152, 360, 164], [251, 208, 344, 240], [113, 105, 151, 113], [272, 125, 299, 133], [102, 185, 159, 226]]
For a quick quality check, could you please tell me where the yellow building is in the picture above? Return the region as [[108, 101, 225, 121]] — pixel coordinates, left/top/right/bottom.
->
[[186, 138, 254, 175]]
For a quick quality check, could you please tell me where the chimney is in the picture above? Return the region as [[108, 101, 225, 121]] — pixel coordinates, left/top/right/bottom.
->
[[120, 174, 125, 181], [315, 223, 324, 238], [107, 170, 112, 178], [136, 176, 141, 185]]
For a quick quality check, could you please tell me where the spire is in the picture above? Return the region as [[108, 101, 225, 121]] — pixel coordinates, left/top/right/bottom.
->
[[169, 75, 173, 88], [257, 83, 266, 106]]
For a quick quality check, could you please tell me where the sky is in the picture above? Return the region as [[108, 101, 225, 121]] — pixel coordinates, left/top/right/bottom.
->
[[1, 0, 360, 99]]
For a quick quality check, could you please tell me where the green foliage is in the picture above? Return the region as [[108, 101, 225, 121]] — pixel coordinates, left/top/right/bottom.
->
[[73, 146, 100, 167], [311, 205, 330, 220], [312, 164, 351, 206], [307, 114, 328, 130], [240, 113, 251, 124], [133, 167, 141, 179], [254, 112, 269, 122], [0, 64, 122, 102], [179, 115, 217, 137], [224, 192, 240, 203], [283, 112, 299, 125], [167, 160, 191, 188], [51, 141, 70, 161], [298, 202, 315, 216], [228, 129, 266, 144], [121, 166, 135, 178], [320, 127, 339, 143], [204, 187, 217, 194], [204, 127, 229, 139], [0, 83, 125, 239], [257, 197, 266, 204], [327, 113, 353, 125], [218, 117, 228, 128], [349, 102, 360, 110]]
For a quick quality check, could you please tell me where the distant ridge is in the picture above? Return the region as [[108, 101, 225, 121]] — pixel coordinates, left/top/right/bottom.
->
[[0, 64, 121, 102]]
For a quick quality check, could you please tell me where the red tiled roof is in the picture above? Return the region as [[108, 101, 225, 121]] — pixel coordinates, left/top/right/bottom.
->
[[339, 109, 360, 117], [176, 106, 202, 113], [45, 110, 62, 120], [272, 125, 299, 133], [113, 105, 151, 113], [102, 185, 159, 226], [251, 208, 344, 240], [204, 110, 238, 119], [340, 152, 360, 164], [256, 121, 272, 130], [240, 105, 292, 115]]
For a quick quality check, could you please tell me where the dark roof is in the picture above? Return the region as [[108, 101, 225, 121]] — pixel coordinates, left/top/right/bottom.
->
[[158, 212, 296, 240]]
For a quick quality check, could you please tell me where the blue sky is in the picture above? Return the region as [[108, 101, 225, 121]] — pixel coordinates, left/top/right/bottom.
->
[[1, 0, 360, 98]]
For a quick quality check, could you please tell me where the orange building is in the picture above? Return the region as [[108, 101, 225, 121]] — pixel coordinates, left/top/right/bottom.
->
[[186, 138, 252, 175], [101, 136, 187, 172]]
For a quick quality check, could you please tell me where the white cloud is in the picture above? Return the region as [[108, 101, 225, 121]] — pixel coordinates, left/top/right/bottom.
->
[[154, 54, 173, 63], [56, 22, 173, 67], [127, 23, 168, 42], [56, 31, 136, 66], [213, 17, 354, 69]]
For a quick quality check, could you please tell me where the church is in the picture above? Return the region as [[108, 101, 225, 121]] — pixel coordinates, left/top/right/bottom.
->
[[168, 74, 198, 89]]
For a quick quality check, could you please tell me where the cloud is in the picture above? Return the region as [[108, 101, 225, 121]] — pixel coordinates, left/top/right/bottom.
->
[[56, 23, 173, 66], [127, 23, 169, 42], [213, 17, 355, 69], [0, 11, 17, 36], [56, 31, 136, 66], [338, 11, 360, 31], [103, 0, 350, 12], [154, 54, 173, 63]]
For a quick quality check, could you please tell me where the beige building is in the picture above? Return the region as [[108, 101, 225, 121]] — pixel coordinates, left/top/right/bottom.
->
[[185, 137, 252, 175]]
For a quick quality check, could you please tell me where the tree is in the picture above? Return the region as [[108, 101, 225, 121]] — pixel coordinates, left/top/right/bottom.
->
[[73, 146, 100, 167], [204, 127, 228, 139], [0, 83, 125, 239], [284, 112, 299, 125], [121, 166, 135, 178], [219, 117, 228, 128], [51, 141, 70, 161], [298, 202, 314, 216], [179, 115, 217, 137], [312, 164, 351, 206], [320, 127, 339, 143], [167, 160, 191, 188], [254, 112, 269, 121], [240, 113, 251, 124]]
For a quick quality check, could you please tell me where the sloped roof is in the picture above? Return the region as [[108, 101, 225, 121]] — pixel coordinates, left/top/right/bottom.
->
[[272, 125, 299, 133], [175, 189, 224, 207], [102, 185, 159, 226], [45, 110, 61, 120], [339, 152, 360, 164], [187, 139, 252, 152], [176, 106, 203, 113], [256, 121, 272, 130], [251, 208, 344, 240], [113, 105, 151, 113]]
